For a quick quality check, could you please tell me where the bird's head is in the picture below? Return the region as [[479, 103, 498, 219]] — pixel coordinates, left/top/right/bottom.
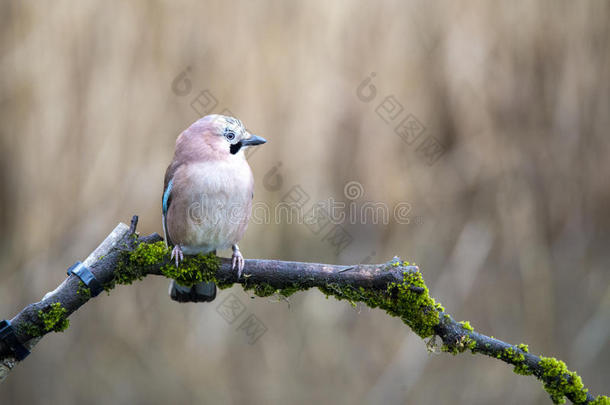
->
[[178, 115, 266, 159]]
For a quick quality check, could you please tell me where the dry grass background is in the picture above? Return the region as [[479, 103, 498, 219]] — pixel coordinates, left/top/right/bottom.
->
[[0, 1, 609, 404]]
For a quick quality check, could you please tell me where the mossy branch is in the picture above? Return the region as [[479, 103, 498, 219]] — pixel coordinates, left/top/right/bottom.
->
[[0, 217, 607, 404]]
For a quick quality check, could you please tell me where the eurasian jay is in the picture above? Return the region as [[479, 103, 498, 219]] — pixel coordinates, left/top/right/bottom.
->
[[162, 115, 266, 302]]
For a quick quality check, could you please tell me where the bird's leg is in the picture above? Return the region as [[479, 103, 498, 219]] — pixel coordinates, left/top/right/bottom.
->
[[170, 244, 184, 267], [231, 244, 245, 278]]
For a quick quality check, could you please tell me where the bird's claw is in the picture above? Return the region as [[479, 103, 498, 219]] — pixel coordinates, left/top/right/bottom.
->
[[170, 245, 184, 267], [231, 247, 245, 278]]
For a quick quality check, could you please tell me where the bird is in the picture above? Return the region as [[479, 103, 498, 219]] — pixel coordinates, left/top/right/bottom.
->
[[162, 114, 266, 302]]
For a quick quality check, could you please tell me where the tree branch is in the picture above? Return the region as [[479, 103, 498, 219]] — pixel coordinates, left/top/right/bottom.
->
[[0, 217, 607, 405]]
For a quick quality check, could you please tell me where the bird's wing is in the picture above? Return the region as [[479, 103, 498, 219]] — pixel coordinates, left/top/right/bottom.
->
[[162, 160, 181, 247], [162, 179, 173, 247]]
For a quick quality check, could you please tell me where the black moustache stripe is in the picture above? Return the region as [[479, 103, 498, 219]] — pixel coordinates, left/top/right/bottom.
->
[[230, 141, 243, 155]]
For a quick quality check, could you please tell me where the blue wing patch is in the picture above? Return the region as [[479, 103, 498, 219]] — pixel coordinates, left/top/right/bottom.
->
[[162, 178, 173, 215], [162, 178, 173, 247]]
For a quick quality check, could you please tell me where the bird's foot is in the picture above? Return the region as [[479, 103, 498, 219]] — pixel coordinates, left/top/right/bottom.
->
[[170, 245, 184, 267], [231, 245, 245, 278]]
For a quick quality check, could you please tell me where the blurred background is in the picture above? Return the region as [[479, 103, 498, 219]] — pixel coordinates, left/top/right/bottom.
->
[[1, 0, 609, 404]]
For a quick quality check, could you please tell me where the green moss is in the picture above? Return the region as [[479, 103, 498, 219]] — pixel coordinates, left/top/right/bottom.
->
[[243, 282, 277, 297], [278, 284, 301, 297], [517, 343, 529, 353], [488, 345, 533, 376], [319, 268, 442, 338], [77, 281, 91, 300], [441, 343, 458, 355], [514, 363, 533, 376], [591, 396, 610, 405], [19, 321, 43, 338], [459, 320, 474, 332], [503, 347, 525, 362], [241, 279, 307, 298], [38, 303, 69, 333], [538, 356, 588, 404], [242, 280, 311, 298], [106, 241, 222, 290], [16, 303, 69, 336], [161, 251, 221, 287], [442, 335, 477, 355], [104, 241, 168, 290]]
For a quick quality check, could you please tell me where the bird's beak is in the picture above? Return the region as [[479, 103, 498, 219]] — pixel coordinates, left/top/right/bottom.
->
[[241, 134, 267, 146]]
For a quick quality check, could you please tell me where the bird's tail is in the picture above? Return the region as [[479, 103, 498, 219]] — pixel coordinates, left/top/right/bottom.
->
[[169, 280, 217, 303]]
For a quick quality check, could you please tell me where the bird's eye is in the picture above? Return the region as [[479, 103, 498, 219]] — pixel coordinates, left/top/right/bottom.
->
[[225, 131, 236, 141]]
